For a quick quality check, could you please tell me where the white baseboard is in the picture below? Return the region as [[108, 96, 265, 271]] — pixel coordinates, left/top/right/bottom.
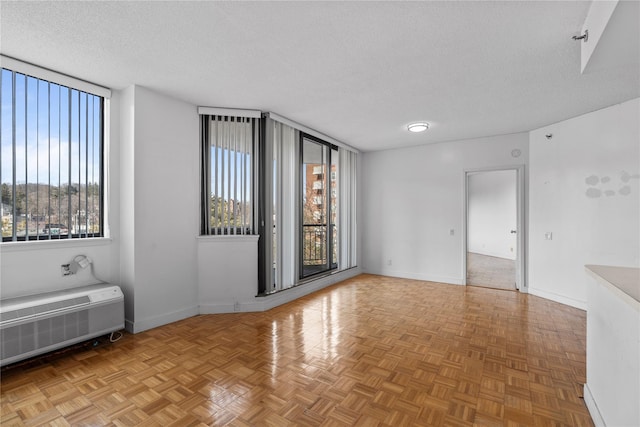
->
[[128, 305, 199, 334], [199, 301, 267, 314], [199, 267, 362, 315], [584, 383, 606, 427], [364, 268, 463, 285], [528, 287, 586, 310]]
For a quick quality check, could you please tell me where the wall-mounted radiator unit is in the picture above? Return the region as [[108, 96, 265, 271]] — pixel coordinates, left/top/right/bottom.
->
[[0, 284, 124, 366]]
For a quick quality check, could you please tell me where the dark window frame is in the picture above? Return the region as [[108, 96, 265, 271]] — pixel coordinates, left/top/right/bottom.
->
[[299, 132, 338, 280]]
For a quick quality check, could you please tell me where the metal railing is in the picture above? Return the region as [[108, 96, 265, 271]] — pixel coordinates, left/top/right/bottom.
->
[[303, 224, 327, 266]]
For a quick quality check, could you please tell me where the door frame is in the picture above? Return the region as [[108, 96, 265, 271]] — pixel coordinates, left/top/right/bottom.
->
[[462, 165, 527, 292]]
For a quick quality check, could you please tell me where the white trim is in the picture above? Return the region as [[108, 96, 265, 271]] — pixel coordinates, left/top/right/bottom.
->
[[124, 319, 135, 334], [198, 267, 361, 315], [584, 383, 606, 427], [128, 305, 199, 334], [103, 98, 113, 239], [196, 235, 259, 244], [1, 55, 111, 98], [528, 287, 587, 310], [266, 112, 360, 153], [197, 106, 262, 118], [1, 238, 113, 253]]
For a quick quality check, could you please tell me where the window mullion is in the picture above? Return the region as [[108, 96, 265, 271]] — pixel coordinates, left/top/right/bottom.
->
[[213, 117, 218, 235], [240, 118, 245, 235], [76, 90, 80, 238], [67, 89, 72, 239], [58, 85, 61, 236], [26, 76, 31, 239], [24, 76, 33, 239], [12, 70, 17, 241], [84, 92, 89, 237], [227, 119, 231, 234], [233, 119, 238, 235]]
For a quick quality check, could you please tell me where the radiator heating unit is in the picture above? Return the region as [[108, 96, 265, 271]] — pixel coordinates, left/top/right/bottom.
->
[[0, 284, 124, 366]]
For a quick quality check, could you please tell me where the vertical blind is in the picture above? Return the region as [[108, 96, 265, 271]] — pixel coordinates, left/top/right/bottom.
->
[[201, 115, 259, 235], [271, 120, 298, 291], [339, 149, 357, 269]]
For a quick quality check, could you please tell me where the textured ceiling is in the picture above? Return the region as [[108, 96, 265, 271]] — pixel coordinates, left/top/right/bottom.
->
[[1, 1, 638, 152]]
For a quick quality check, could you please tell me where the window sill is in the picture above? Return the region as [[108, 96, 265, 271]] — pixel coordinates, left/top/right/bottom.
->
[[197, 235, 259, 244], [0, 237, 113, 253]]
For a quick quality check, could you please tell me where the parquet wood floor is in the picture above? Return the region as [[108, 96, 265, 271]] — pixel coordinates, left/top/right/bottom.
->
[[1, 274, 593, 426]]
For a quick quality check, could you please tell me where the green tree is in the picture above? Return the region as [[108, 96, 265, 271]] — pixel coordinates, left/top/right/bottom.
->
[[1, 183, 11, 205]]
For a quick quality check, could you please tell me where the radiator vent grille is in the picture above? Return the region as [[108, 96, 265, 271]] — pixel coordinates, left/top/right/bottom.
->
[[1, 310, 90, 360], [0, 284, 124, 366], [0, 296, 91, 323]]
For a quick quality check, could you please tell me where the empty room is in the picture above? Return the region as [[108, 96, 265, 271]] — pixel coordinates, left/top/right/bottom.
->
[[1, 1, 638, 426]]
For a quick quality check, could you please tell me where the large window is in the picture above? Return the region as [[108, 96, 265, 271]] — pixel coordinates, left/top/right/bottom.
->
[[1, 66, 104, 242]]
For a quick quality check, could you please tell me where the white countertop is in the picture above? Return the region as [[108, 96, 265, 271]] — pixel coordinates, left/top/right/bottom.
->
[[585, 264, 640, 307]]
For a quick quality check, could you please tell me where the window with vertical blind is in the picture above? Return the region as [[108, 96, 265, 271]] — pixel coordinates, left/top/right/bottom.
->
[[258, 113, 358, 294], [1, 61, 106, 242], [200, 112, 260, 235]]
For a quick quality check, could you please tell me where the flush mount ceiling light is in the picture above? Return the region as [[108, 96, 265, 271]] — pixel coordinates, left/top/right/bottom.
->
[[407, 122, 430, 133]]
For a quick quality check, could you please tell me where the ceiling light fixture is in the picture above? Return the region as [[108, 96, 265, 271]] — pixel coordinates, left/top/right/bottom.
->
[[407, 122, 430, 133]]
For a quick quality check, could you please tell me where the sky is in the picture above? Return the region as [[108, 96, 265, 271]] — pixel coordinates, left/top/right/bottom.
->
[[1, 68, 101, 189]]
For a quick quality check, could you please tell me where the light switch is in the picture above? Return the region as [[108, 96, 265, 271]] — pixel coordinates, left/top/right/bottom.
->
[[545, 232, 553, 240]]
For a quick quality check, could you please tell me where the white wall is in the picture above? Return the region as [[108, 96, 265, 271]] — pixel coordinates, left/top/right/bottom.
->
[[529, 98, 640, 309], [197, 236, 259, 313], [468, 170, 517, 260], [361, 133, 528, 284], [120, 85, 200, 333], [0, 240, 117, 297]]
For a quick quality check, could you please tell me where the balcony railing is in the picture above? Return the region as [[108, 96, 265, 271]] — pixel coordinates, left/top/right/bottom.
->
[[303, 224, 327, 266], [302, 223, 338, 277]]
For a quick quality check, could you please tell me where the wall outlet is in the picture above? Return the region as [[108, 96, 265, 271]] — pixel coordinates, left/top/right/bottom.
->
[[450, 229, 455, 236], [61, 264, 72, 276], [387, 259, 392, 266], [545, 232, 553, 240], [234, 301, 240, 312]]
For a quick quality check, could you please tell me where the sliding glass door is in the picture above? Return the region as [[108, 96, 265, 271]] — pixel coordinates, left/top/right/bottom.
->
[[300, 134, 338, 278]]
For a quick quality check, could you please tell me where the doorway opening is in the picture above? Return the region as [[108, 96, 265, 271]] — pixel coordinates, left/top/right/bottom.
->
[[464, 167, 525, 292]]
